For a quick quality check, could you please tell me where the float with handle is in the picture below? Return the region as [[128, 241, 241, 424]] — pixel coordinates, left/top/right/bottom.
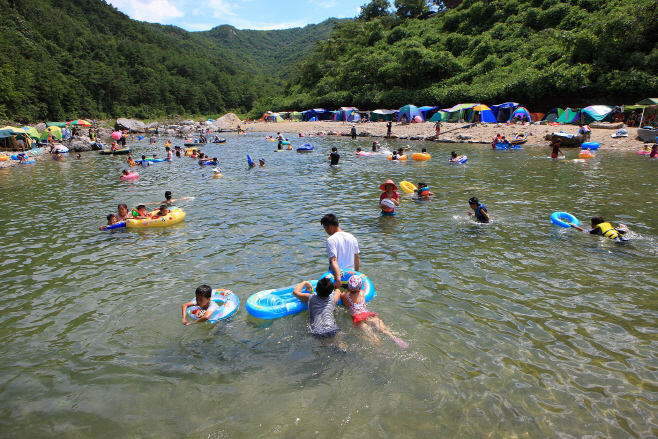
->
[[125, 207, 186, 228]]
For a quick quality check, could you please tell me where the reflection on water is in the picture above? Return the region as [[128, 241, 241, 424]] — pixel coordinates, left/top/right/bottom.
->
[[0, 134, 657, 437]]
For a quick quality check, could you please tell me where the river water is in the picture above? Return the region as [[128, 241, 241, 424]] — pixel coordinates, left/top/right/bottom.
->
[[1, 134, 657, 437]]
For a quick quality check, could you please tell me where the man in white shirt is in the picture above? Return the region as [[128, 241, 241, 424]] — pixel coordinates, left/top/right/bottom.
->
[[321, 214, 360, 288]]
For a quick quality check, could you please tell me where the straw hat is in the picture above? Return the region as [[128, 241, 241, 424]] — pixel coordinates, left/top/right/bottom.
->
[[379, 179, 398, 191]]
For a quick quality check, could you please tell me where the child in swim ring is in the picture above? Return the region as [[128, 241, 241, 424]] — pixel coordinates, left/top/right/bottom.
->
[[182, 284, 221, 325], [100, 214, 118, 230], [126, 153, 136, 166], [339, 275, 407, 349], [131, 204, 151, 219], [379, 180, 400, 214], [448, 151, 459, 162], [415, 182, 435, 201], [152, 205, 169, 219]]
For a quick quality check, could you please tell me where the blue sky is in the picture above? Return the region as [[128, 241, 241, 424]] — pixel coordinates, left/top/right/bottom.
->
[[107, 0, 362, 31]]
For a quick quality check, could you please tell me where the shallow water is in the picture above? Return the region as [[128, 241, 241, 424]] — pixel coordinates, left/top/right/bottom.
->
[[1, 134, 657, 438]]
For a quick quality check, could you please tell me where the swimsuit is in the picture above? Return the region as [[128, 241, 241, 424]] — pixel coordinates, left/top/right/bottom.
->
[[346, 293, 377, 325]]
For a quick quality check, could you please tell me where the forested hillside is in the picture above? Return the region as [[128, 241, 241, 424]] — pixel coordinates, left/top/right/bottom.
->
[[276, 0, 658, 112], [0, 0, 338, 122]]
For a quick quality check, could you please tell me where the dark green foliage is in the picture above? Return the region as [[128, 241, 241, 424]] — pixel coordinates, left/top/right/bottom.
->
[[359, 0, 392, 20], [274, 0, 657, 113], [395, 0, 430, 18], [0, 0, 339, 122]]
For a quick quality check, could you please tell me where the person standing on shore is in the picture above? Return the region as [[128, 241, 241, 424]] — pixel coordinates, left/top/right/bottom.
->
[[386, 121, 392, 139], [321, 214, 360, 289]]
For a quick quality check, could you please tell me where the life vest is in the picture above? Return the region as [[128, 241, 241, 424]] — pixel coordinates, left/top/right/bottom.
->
[[475, 204, 488, 221], [418, 186, 430, 197], [593, 222, 620, 239]]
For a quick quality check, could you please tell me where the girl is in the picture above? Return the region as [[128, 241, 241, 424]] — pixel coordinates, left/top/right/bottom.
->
[[415, 182, 435, 201], [340, 275, 407, 349], [379, 180, 399, 215]]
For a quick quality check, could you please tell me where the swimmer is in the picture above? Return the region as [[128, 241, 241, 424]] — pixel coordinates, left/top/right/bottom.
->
[[448, 151, 459, 162], [467, 197, 489, 223], [181, 284, 220, 325], [76, 154, 82, 159], [379, 179, 400, 213], [569, 216, 629, 242], [213, 167, 223, 177], [99, 214, 118, 230], [258, 159, 265, 167], [329, 147, 340, 166], [131, 204, 151, 219], [372, 141, 379, 152], [152, 204, 169, 219]]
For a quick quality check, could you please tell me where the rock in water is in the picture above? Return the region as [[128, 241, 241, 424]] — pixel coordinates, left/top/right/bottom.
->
[[66, 138, 93, 152], [212, 113, 241, 131], [115, 118, 146, 133]]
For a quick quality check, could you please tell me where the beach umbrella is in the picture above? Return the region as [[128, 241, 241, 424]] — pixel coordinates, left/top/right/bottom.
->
[[111, 131, 122, 140], [39, 126, 63, 141], [69, 119, 91, 127]]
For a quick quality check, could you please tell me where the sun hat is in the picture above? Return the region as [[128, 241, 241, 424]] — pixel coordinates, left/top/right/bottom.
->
[[348, 275, 363, 292], [379, 179, 398, 191]]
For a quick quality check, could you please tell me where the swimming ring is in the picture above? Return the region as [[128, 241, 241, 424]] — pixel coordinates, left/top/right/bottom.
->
[[247, 154, 254, 167], [187, 289, 240, 323], [125, 207, 186, 228], [579, 150, 595, 158], [318, 270, 377, 307], [120, 171, 139, 180], [388, 154, 407, 161], [581, 142, 600, 150], [550, 211, 580, 228], [411, 153, 431, 161], [19, 159, 35, 164], [399, 181, 417, 194], [246, 280, 319, 319], [103, 221, 126, 230]]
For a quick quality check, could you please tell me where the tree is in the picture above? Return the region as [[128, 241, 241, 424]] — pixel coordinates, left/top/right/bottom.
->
[[359, 0, 392, 21], [394, 0, 429, 18]]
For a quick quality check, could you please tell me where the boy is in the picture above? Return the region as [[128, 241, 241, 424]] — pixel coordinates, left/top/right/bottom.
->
[[467, 197, 490, 223], [152, 205, 169, 219], [570, 216, 629, 241], [131, 204, 151, 219], [292, 277, 341, 338], [99, 214, 118, 230], [182, 285, 220, 325], [329, 147, 340, 166]]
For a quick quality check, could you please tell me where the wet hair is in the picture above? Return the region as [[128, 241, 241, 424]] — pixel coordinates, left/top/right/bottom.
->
[[320, 213, 339, 228], [195, 284, 212, 299], [451, 151, 457, 158], [122, 169, 128, 175], [159, 204, 167, 210], [141, 155, 146, 159], [316, 277, 335, 298], [118, 203, 127, 210], [107, 214, 115, 221], [165, 146, 170, 151], [468, 197, 479, 205], [356, 147, 361, 152], [418, 182, 427, 188], [422, 148, 427, 153], [591, 216, 605, 226], [165, 191, 172, 200], [332, 147, 337, 152]]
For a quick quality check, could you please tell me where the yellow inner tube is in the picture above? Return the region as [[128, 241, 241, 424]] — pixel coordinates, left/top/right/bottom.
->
[[411, 153, 431, 161], [388, 154, 407, 161], [0, 156, 8, 161], [126, 207, 186, 228], [399, 181, 417, 194]]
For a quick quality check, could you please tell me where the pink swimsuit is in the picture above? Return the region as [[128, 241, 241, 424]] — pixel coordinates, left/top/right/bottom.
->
[[346, 293, 377, 324]]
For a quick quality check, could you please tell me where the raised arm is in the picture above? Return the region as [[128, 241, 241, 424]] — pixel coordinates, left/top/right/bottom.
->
[[292, 281, 313, 303]]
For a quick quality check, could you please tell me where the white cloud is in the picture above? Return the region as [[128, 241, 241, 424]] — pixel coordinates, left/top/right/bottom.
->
[[108, 0, 185, 22], [317, 0, 337, 8], [227, 17, 312, 30], [206, 0, 239, 17]]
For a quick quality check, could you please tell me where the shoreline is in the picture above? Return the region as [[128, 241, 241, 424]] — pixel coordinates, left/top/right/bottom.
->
[[245, 120, 649, 150]]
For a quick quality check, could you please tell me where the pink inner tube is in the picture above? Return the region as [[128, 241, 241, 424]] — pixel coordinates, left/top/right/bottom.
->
[[356, 151, 375, 156], [637, 150, 651, 155], [120, 172, 139, 180]]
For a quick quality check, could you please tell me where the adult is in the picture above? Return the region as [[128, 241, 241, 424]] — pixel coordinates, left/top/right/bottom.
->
[[386, 121, 392, 139], [578, 124, 591, 142], [114, 204, 130, 222], [329, 147, 340, 166], [350, 125, 357, 140], [627, 111, 637, 127], [321, 214, 360, 289], [119, 134, 127, 147]]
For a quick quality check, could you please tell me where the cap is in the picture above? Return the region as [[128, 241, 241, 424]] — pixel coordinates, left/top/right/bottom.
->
[[348, 275, 362, 292]]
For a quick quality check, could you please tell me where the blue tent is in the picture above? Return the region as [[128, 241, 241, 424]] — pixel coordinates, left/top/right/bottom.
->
[[302, 109, 331, 122], [333, 107, 359, 122], [418, 106, 439, 120], [464, 105, 497, 123], [397, 105, 424, 123], [490, 102, 520, 122], [510, 107, 532, 122]]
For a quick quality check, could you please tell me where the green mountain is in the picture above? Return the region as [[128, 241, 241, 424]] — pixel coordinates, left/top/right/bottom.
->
[[0, 0, 340, 122], [277, 0, 658, 111]]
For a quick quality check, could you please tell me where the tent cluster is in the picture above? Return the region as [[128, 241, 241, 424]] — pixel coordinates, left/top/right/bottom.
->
[[260, 99, 658, 126], [0, 119, 93, 150]]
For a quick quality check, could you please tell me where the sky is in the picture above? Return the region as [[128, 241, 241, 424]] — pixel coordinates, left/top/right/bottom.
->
[[107, 0, 362, 31]]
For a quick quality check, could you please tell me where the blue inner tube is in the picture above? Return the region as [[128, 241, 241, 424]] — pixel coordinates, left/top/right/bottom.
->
[[581, 142, 600, 150], [247, 154, 254, 166], [550, 211, 580, 228], [187, 289, 240, 323], [20, 159, 35, 164], [246, 280, 319, 319], [103, 221, 126, 230], [381, 211, 396, 216]]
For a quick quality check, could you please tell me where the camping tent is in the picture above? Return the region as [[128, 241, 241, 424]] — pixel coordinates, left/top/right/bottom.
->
[[334, 107, 359, 122], [490, 102, 520, 122], [440, 103, 477, 122], [429, 111, 450, 122], [509, 107, 532, 122], [581, 105, 612, 123], [302, 109, 331, 121], [636, 98, 658, 106], [418, 106, 439, 121], [39, 125, 63, 140], [556, 108, 580, 124], [263, 113, 285, 123], [464, 104, 496, 123], [543, 108, 564, 123], [396, 105, 423, 123], [370, 109, 397, 122], [290, 112, 303, 121]]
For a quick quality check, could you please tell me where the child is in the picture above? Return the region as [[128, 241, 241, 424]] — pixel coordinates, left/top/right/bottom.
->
[[126, 153, 136, 166], [379, 179, 400, 214], [292, 277, 341, 338], [140, 155, 150, 167], [258, 159, 265, 167], [152, 205, 169, 218], [165, 146, 172, 161], [181, 285, 220, 325], [415, 182, 435, 201], [550, 138, 564, 159], [131, 204, 151, 219], [468, 197, 490, 223], [340, 275, 407, 349], [650, 143, 658, 158], [391, 150, 399, 160], [213, 167, 223, 177], [99, 214, 118, 230], [76, 154, 82, 160], [569, 216, 629, 241], [448, 151, 459, 162]]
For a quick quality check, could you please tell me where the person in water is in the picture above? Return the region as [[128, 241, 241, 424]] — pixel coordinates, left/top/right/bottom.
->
[[152, 205, 169, 219], [339, 275, 408, 349], [372, 141, 379, 152], [258, 159, 265, 167], [131, 204, 151, 219], [115, 204, 130, 221], [650, 143, 658, 158], [449, 151, 459, 162], [76, 154, 82, 159], [182, 284, 219, 325], [140, 155, 150, 166], [550, 138, 564, 159], [391, 150, 399, 160], [100, 214, 118, 230], [126, 153, 136, 166], [165, 146, 172, 161], [292, 277, 341, 339], [379, 180, 400, 214], [356, 147, 362, 154], [468, 197, 490, 223], [351, 125, 357, 140], [569, 216, 629, 241], [415, 182, 435, 201], [321, 213, 360, 288], [329, 147, 340, 166]]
